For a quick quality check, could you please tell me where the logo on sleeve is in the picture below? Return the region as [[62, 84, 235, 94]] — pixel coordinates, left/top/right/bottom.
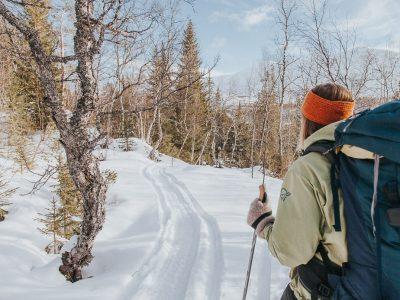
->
[[280, 188, 291, 202]]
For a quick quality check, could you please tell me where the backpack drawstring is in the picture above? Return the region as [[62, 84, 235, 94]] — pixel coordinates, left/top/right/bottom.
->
[[371, 154, 384, 299], [371, 154, 381, 236]]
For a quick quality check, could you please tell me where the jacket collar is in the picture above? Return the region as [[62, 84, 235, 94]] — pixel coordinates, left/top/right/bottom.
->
[[302, 121, 341, 151]]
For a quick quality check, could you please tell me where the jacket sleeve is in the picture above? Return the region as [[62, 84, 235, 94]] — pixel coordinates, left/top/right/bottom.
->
[[263, 160, 323, 268]]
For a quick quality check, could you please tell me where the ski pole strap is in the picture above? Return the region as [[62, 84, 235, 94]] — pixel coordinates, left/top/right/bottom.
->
[[251, 211, 272, 229]]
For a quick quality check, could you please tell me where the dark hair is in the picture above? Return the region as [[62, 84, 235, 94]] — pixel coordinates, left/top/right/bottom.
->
[[302, 83, 354, 141]]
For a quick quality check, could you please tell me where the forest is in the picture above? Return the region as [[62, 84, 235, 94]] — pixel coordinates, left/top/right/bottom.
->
[[0, 0, 398, 293]]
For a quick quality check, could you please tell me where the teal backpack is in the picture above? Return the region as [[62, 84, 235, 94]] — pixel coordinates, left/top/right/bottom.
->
[[333, 100, 400, 299], [300, 100, 400, 299]]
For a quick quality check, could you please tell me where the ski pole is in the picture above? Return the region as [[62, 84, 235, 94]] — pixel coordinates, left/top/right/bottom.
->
[[243, 103, 268, 300], [242, 186, 267, 300]]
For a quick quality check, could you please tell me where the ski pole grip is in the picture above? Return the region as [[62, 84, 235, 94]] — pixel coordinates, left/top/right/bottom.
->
[[261, 192, 267, 203], [259, 185, 267, 203]]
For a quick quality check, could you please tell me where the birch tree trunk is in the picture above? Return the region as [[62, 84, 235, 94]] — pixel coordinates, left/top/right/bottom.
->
[[196, 130, 210, 165], [146, 105, 159, 144], [57, 1, 108, 281], [0, 0, 111, 282], [148, 109, 163, 159]]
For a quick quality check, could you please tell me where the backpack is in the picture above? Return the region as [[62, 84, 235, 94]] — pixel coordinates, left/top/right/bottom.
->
[[299, 100, 400, 300]]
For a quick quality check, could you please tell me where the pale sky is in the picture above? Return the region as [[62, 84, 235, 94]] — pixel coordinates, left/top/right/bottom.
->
[[182, 0, 400, 75]]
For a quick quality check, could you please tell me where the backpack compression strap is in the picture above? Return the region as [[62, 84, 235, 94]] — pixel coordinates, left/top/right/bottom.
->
[[298, 242, 344, 300], [302, 140, 342, 232]]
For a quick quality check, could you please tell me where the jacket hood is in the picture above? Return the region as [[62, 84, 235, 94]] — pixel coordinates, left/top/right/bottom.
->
[[302, 121, 341, 150]]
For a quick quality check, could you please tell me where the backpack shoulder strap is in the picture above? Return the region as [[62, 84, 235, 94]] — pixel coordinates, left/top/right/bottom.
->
[[302, 140, 342, 232], [297, 141, 345, 299], [301, 140, 335, 161]]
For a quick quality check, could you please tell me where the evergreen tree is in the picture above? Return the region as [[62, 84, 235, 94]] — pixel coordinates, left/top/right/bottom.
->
[[37, 144, 116, 249], [36, 197, 64, 254], [0, 19, 12, 106], [5, 1, 57, 171], [9, 0, 56, 130], [148, 45, 173, 104], [172, 21, 210, 163], [118, 135, 135, 152], [257, 68, 281, 175], [147, 44, 173, 159], [222, 103, 251, 167], [6, 99, 35, 173], [54, 155, 83, 239], [210, 88, 226, 167]]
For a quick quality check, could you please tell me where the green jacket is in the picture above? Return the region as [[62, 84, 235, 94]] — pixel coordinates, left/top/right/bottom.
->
[[263, 122, 347, 300]]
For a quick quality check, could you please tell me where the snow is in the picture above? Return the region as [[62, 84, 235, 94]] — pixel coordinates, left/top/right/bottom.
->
[[0, 138, 289, 300]]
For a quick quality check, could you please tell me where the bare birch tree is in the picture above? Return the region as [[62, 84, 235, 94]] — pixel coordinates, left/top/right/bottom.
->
[[275, 0, 297, 173], [300, 0, 372, 98], [0, 0, 159, 281]]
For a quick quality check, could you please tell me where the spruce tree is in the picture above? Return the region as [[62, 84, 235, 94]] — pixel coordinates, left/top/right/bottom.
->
[[147, 44, 173, 159], [5, 1, 56, 171], [36, 197, 64, 254], [118, 134, 135, 152], [54, 155, 83, 239], [173, 21, 210, 163], [210, 88, 225, 167], [0, 19, 12, 106], [6, 98, 35, 173], [37, 143, 116, 248], [9, 0, 56, 130], [222, 103, 251, 167], [148, 45, 173, 103], [257, 68, 280, 175]]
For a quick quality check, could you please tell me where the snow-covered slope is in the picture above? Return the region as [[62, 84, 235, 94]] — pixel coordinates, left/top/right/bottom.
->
[[0, 139, 288, 300]]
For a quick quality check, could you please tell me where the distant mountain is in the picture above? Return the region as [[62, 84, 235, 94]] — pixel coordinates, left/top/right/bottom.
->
[[211, 46, 400, 102], [211, 64, 262, 98]]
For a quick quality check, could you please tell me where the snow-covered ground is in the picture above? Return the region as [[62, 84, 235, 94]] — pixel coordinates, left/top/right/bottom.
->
[[0, 139, 289, 300]]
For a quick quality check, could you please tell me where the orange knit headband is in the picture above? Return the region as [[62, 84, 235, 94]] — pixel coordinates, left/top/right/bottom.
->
[[301, 91, 355, 125]]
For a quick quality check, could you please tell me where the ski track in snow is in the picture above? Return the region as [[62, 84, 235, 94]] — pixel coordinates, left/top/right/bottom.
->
[[119, 162, 223, 300]]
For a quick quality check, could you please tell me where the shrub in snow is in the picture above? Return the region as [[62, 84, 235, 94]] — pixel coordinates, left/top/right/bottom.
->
[[0, 167, 16, 221], [45, 240, 65, 255]]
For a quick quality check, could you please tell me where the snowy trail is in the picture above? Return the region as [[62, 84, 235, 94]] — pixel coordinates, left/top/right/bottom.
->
[[0, 139, 289, 300], [119, 162, 223, 300], [164, 169, 224, 299]]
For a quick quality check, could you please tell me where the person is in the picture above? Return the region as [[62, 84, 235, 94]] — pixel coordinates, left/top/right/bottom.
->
[[247, 83, 355, 300]]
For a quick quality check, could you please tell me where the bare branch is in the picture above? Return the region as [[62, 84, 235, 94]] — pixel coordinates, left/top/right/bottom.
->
[[22, 165, 57, 196], [48, 54, 77, 63], [0, 1, 30, 36]]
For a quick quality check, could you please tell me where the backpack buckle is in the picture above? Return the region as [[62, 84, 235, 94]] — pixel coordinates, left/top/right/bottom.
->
[[318, 283, 332, 297], [387, 208, 400, 227]]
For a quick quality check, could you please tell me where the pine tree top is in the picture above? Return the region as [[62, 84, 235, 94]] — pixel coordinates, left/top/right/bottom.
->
[[179, 20, 202, 74]]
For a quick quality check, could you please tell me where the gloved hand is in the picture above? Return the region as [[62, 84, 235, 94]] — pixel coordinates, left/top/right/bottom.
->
[[247, 185, 275, 238]]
